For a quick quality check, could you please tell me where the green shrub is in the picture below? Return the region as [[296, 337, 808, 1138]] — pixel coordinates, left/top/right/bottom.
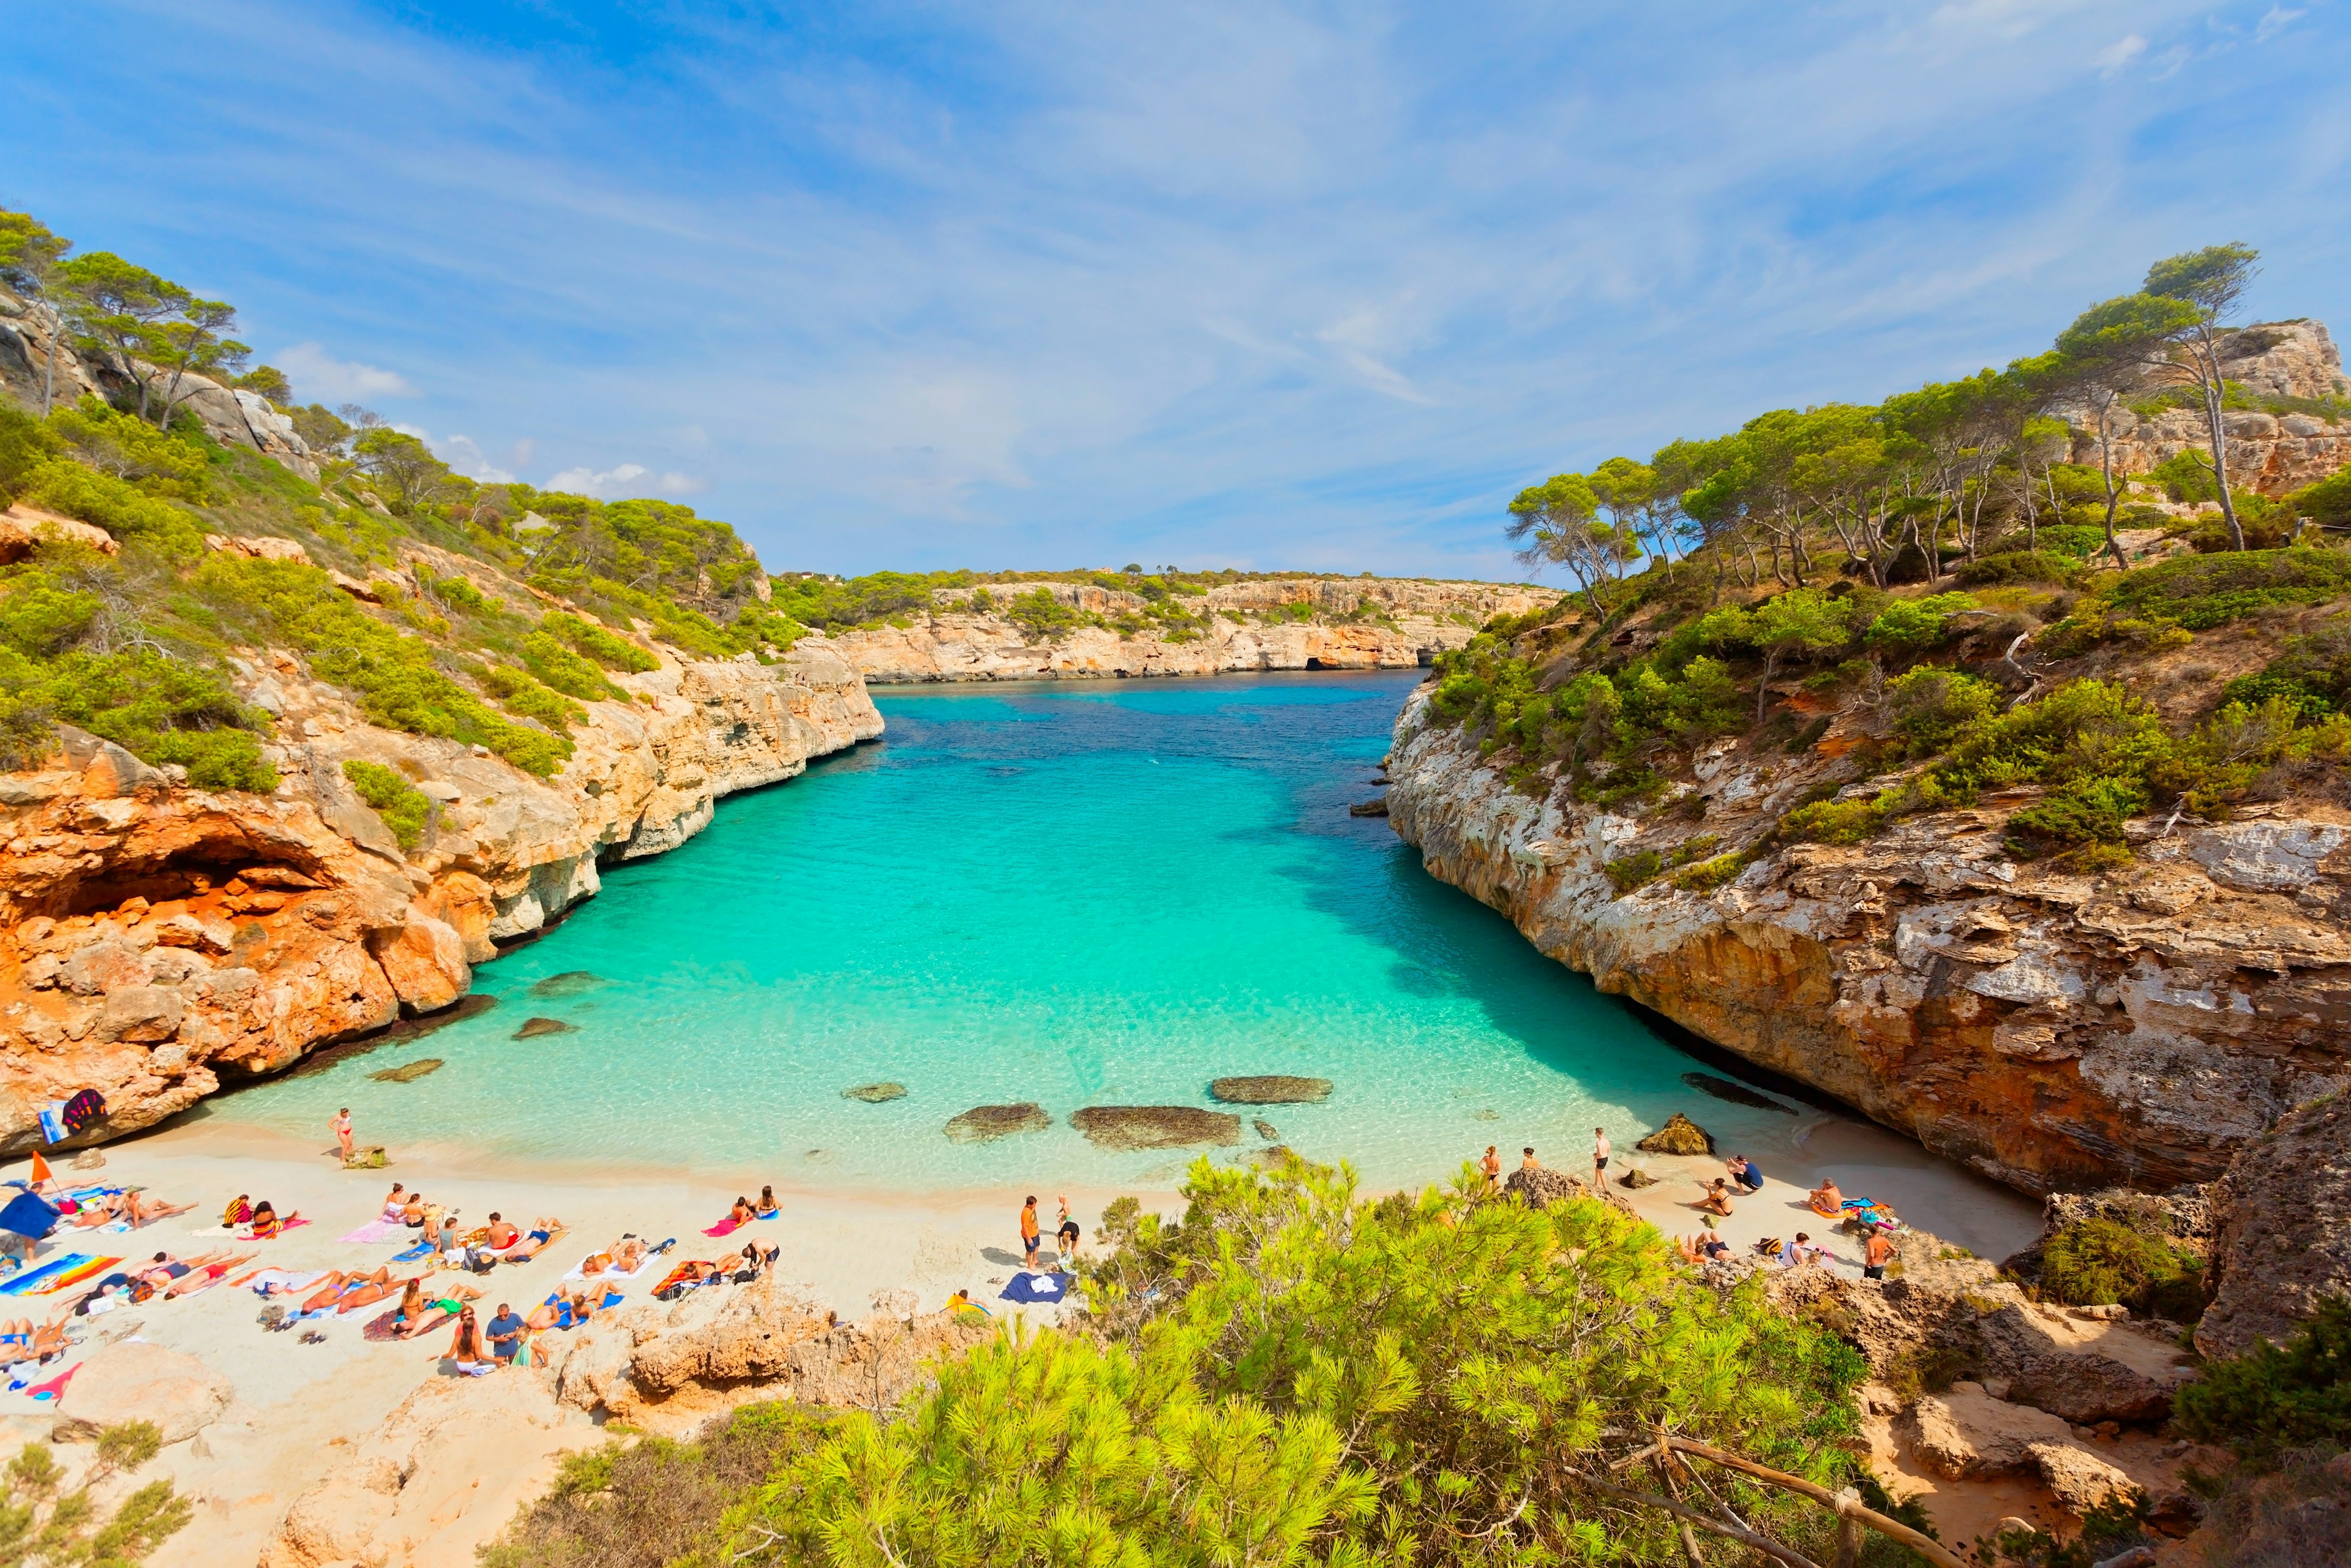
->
[[2008, 774, 2151, 847], [2291, 470, 2351, 531], [2175, 1296, 2351, 1460], [473, 663, 587, 734], [340, 759, 430, 850], [1862, 591, 1977, 655], [2039, 1217, 2206, 1321], [17, 459, 206, 558], [541, 610, 657, 673], [1957, 550, 2085, 587], [1671, 848, 1755, 892], [1603, 848, 1662, 894], [1006, 587, 1079, 640], [2099, 547, 2351, 631], [2219, 618, 2351, 718], [1886, 669, 2000, 754], [1780, 795, 1889, 846], [520, 631, 626, 702], [0, 402, 60, 506]]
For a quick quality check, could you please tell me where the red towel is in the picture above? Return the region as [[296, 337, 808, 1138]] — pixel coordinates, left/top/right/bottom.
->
[[702, 1218, 742, 1238]]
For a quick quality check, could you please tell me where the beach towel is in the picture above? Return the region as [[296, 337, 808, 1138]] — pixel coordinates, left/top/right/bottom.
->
[[362, 1305, 454, 1343], [391, 1240, 435, 1263], [32, 1257, 121, 1296], [0, 1191, 60, 1242], [702, 1217, 744, 1239], [541, 1289, 625, 1329], [650, 1261, 715, 1299], [1000, 1271, 1069, 1305], [340, 1219, 412, 1245], [24, 1364, 76, 1402], [245, 1269, 330, 1296], [0, 1253, 85, 1297], [563, 1251, 660, 1285]]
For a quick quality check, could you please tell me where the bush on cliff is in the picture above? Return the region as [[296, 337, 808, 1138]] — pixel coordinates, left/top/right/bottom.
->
[[2175, 1295, 2351, 1461], [700, 1158, 1871, 1566], [2037, 1215, 2207, 1322], [341, 759, 430, 850]]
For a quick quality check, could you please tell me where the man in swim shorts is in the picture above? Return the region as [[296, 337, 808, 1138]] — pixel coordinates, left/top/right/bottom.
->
[[1592, 1128, 1610, 1185], [1021, 1196, 1040, 1269]]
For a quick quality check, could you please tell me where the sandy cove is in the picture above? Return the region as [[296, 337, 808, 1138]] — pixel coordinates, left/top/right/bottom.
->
[[0, 1102, 2038, 1567]]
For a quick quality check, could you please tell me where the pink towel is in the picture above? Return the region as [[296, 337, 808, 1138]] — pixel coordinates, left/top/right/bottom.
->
[[26, 1364, 75, 1402], [702, 1218, 742, 1238], [340, 1219, 411, 1245]]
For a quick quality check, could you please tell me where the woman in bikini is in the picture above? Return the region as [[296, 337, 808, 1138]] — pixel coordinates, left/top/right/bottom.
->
[[756, 1186, 778, 1218], [727, 1196, 757, 1226], [300, 1266, 391, 1313], [163, 1253, 255, 1298], [440, 1307, 494, 1371], [380, 1183, 408, 1221], [1698, 1179, 1736, 1218]]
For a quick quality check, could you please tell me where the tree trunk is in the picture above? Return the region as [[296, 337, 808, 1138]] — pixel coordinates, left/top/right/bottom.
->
[[37, 306, 58, 416], [2096, 396, 2128, 570]]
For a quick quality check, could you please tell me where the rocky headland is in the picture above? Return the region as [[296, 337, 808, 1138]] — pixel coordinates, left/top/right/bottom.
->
[[828, 575, 1550, 681]]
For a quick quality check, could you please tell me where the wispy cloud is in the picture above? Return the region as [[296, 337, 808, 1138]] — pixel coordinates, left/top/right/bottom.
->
[[2255, 7, 2307, 42], [276, 341, 416, 403], [9, 0, 2344, 579]]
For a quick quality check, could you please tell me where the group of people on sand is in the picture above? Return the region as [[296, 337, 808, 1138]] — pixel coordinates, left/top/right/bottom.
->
[[1475, 1130, 1620, 1196], [222, 1194, 297, 1239], [1019, 1195, 1081, 1271], [1671, 1157, 1902, 1279]]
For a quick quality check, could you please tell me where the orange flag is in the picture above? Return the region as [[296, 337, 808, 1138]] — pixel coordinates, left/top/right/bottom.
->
[[28, 1152, 51, 1184]]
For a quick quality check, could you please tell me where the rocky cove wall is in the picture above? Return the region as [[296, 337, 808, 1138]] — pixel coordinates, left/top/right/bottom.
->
[[1384, 686, 2351, 1196], [829, 577, 1552, 683], [0, 642, 881, 1153]]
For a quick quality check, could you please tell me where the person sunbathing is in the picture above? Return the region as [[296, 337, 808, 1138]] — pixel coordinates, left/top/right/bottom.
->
[[26, 1319, 71, 1362], [1697, 1179, 1736, 1218], [336, 1269, 408, 1314], [301, 1267, 392, 1313], [380, 1183, 408, 1220], [1807, 1179, 1844, 1218], [503, 1220, 565, 1263], [577, 1235, 647, 1277], [485, 1213, 520, 1250], [163, 1254, 255, 1298], [70, 1193, 129, 1228], [943, 1288, 989, 1316], [727, 1196, 757, 1226], [125, 1191, 195, 1228]]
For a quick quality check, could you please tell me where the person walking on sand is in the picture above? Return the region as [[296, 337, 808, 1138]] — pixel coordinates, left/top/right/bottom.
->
[[1021, 1196, 1040, 1269], [1592, 1128, 1611, 1187], [1864, 1229, 1895, 1281], [1480, 1146, 1501, 1193], [331, 1108, 354, 1163]]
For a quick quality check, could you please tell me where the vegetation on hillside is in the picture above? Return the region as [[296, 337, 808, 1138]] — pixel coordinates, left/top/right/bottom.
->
[[1430, 247, 2351, 869], [487, 1157, 1920, 1567]]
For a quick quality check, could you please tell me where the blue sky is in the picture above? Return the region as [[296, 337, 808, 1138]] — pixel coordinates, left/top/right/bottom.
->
[[8, 1, 2348, 579]]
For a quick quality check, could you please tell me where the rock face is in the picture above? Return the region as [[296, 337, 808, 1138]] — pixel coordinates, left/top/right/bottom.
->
[[1386, 683, 2351, 1195], [548, 1275, 990, 1433], [0, 640, 880, 1153], [2060, 320, 2351, 495], [1069, 1105, 1242, 1150], [1681, 1072, 1796, 1114], [1207, 1075, 1333, 1104], [50, 1340, 231, 1444], [943, 1103, 1049, 1142], [830, 577, 1551, 683], [2198, 1092, 2351, 1359]]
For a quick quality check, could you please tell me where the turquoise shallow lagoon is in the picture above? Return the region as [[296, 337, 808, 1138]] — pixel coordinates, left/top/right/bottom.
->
[[205, 672, 1750, 1191]]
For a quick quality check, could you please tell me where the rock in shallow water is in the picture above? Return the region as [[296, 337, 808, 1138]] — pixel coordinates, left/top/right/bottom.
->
[[528, 970, 604, 998], [1071, 1106, 1241, 1150], [844, 1082, 907, 1103], [1617, 1166, 1658, 1189], [1209, 1075, 1333, 1105], [944, 1103, 1049, 1142], [1253, 1119, 1280, 1141], [1680, 1072, 1796, 1115], [1637, 1112, 1715, 1156], [368, 1057, 443, 1084], [514, 1016, 576, 1040]]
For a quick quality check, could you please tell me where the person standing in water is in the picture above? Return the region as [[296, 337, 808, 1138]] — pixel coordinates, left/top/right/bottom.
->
[[331, 1108, 354, 1163], [1592, 1127, 1611, 1187], [1020, 1196, 1040, 1269], [1480, 1147, 1501, 1193]]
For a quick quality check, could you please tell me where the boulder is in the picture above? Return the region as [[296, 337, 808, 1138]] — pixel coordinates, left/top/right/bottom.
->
[[1348, 798, 1389, 817], [203, 531, 310, 565], [512, 1016, 576, 1040], [844, 1082, 907, 1103], [2199, 1092, 2351, 1360], [2025, 1441, 2139, 1518], [51, 1340, 231, 1444], [1981, 1302, 2194, 1424], [1636, 1112, 1715, 1156], [1905, 1382, 2078, 1479], [1, 503, 118, 563], [1618, 1166, 1659, 1189], [1070, 1106, 1241, 1150], [1208, 1076, 1333, 1105], [943, 1103, 1049, 1142], [367, 1058, 443, 1084], [1680, 1072, 1796, 1114], [1502, 1166, 1588, 1208], [369, 916, 470, 1013]]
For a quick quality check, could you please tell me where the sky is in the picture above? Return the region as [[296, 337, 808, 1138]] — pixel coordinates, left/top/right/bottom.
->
[[7, 1, 2349, 580]]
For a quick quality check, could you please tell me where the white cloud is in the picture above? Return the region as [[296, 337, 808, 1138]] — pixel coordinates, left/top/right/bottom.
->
[[658, 471, 706, 495], [390, 421, 430, 440], [437, 433, 515, 484], [277, 340, 417, 402], [544, 462, 648, 498], [2256, 7, 2306, 43], [2093, 34, 2147, 75]]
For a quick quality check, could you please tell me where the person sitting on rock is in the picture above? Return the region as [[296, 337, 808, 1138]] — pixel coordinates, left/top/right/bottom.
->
[[1726, 1155, 1764, 1194], [1697, 1179, 1736, 1218], [1806, 1178, 1843, 1218]]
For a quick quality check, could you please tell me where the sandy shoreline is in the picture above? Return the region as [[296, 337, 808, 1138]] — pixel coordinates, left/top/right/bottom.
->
[[0, 1098, 2039, 1566]]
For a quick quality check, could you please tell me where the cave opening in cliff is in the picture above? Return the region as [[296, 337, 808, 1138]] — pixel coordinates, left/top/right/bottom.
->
[[1305, 657, 1328, 669], [46, 842, 329, 921]]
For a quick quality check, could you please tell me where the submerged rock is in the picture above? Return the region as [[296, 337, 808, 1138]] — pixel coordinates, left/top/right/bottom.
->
[[844, 1082, 908, 1103], [1348, 798, 1389, 817], [528, 970, 604, 998], [1070, 1106, 1241, 1150], [1637, 1112, 1715, 1156], [368, 1057, 444, 1084], [513, 1016, 576, 1040], [1253, 1119, 1280, 1141], [1209, 1075, 1333, 1105], [1680, 1072, 1796, 1115], [943, 1103, 1049, 1143]]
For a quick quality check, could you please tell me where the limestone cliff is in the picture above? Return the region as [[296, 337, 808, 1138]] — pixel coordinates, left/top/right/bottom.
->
[[0, 640, 880, 1153], [830, 576, 1550, 682], [1385, 686, 2351, 1196]]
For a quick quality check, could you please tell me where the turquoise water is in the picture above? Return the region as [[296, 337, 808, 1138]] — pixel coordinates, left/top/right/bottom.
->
[[205, 672, 1747, 1191]]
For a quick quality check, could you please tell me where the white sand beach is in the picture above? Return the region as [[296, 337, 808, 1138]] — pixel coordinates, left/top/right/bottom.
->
[[0, 1098, 2040, 1566]]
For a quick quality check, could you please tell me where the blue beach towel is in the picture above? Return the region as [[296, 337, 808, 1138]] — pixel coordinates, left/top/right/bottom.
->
[[392, 1242, 435, 1264], [0, 1253, 86, 1297], [999, 1272, 1068, 1305]]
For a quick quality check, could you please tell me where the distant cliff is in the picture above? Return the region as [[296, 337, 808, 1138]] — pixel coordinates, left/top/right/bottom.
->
[[830, 576, 1551, 683]]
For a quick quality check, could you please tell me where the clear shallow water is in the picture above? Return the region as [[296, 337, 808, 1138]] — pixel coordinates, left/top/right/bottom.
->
[[206, 672, 1758, 1192]]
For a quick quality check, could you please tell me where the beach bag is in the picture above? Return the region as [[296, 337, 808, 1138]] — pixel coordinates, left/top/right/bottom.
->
[[467, 1248, 497, 1275], [61, 1091, 104, 1136]]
